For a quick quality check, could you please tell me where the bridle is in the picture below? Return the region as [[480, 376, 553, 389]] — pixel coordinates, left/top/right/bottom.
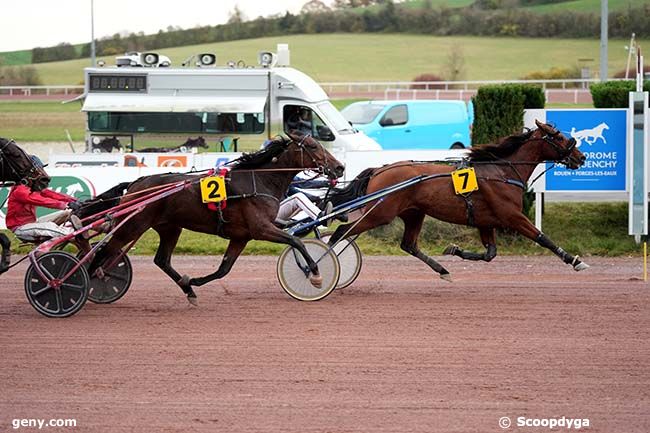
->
[[291, 134, 338, 179], [540, 129, 578, 166], [0, 139, 48, 187]]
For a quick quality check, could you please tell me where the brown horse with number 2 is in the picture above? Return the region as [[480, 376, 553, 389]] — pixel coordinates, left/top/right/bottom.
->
[[328, 120, 588, 280]]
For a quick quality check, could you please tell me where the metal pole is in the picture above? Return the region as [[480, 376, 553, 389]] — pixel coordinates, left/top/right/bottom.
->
[[600, 0, 608, 81], [90, 0, 96, 66], [625, 33, 635, 79]]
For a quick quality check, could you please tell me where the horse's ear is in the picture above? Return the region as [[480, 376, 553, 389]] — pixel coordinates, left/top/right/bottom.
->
[[534, 119, 555, 134]]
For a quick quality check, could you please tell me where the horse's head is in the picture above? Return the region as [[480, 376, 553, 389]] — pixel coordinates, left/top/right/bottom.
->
[[534, 120, 586, 169], [0, 138, 51, 191], [286, 131, 345, 179], [194, 136, 209, 149]]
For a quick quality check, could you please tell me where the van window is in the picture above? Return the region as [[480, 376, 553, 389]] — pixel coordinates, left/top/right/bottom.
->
[[88, 111, 265, 134], [380, 105, 408, 127], [341, 103, 385, 125], [283, 105, 334, 141]]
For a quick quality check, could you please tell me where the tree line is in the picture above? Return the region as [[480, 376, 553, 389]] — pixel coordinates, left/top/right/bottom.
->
[[29, 1, 650, 64]]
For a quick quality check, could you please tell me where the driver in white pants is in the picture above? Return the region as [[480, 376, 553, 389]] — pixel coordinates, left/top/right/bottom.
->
[[276, 192, 323, 223]]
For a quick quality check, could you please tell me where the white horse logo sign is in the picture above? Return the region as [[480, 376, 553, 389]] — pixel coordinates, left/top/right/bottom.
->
[[568, 122, 609, 147]]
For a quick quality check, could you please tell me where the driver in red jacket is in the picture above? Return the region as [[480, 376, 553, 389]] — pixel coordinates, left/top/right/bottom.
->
[[6, 156, 84, 242]]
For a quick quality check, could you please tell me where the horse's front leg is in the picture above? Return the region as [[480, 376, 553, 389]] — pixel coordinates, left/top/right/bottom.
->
[[508, 214, 589, 271], [189, 238, 248, 287], [252, 222, 323, 288], [444, 228, 497, 262]]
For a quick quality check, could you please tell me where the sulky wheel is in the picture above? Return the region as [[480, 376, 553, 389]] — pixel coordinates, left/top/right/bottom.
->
[[319, 233, 363, 289], [277, 239, 340, 301], [24, 251, 89, 318], [77, 247, 132, 304]]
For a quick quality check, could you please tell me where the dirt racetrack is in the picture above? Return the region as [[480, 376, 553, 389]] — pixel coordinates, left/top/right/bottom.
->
[[1, 255, 648, 432]]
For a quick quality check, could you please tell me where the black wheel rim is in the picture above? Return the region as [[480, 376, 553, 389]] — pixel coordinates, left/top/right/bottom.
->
[[87, 255, 132, 304], [25, 252, 89, 317]]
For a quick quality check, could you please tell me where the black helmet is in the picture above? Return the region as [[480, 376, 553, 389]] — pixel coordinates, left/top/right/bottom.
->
[[30, 155, 48, 169]]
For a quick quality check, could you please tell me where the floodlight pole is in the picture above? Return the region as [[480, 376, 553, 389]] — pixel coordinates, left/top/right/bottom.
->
[[600, 0, 608, 82], [91, 0, 96, 67]]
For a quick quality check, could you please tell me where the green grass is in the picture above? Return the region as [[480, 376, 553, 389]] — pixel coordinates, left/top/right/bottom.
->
[[12, 34, 649, 85], [0, 101, 85, 142], [1, 203, 640, 257]]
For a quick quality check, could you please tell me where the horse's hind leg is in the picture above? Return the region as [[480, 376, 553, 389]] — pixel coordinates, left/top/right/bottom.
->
[[399, 210, 451, 281], [444, 228, 498, 262], [152, 225, 198, 303], [189, 238, 248, 287]]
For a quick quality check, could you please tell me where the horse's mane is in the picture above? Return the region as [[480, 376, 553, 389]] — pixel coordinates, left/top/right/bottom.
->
[[232, 137, 290, 170], [468, 129, 535, 162]]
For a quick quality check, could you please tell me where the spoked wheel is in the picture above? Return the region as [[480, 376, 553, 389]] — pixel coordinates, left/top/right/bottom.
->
[[24, 251, 89, 318], [319, 232, 363, 289], [78, 246, 132, 304], [277, 239, 340, 301]]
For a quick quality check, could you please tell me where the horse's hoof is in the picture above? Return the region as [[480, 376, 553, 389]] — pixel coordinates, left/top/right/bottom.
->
[[443, 245, 458, 256], [187, 295, 199, 307], [309, 274, 323, 288], [439, 272, 453, 282], [574, 262, 590, 271]]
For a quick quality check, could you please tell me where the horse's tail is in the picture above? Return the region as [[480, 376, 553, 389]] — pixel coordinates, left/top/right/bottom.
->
[[329, 167, 376, 208], [75, 181, 132, 219]]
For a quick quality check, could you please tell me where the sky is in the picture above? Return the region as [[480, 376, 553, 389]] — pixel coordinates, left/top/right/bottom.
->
[[2, 0, 323, 52]]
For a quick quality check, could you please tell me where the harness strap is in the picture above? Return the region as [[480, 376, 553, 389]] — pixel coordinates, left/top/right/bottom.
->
[[463, 195, 475, 227]]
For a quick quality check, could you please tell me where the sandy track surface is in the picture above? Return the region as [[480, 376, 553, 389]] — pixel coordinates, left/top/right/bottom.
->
[[1, 255, 648, 432]]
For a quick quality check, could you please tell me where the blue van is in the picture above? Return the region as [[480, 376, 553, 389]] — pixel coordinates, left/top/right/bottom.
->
[[341, 100, 473, 150]]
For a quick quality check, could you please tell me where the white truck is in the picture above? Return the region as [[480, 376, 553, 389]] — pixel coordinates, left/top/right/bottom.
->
[[81, 44, 379, 152]]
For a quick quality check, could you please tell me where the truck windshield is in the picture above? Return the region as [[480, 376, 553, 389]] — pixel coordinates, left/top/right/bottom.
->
[[341, 103, 385, 125], [88, 111, 265, 134], [317, 102, 356, 134]]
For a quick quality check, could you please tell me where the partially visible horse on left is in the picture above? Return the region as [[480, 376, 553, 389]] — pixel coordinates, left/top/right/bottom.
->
[[0, 138, 53, 274]]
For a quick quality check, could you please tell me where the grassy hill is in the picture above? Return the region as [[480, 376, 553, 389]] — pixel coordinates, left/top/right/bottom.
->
[[13, 33, 648, 85]]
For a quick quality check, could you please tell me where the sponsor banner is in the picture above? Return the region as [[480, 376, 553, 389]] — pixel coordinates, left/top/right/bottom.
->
[[545, 109, 627, 192]]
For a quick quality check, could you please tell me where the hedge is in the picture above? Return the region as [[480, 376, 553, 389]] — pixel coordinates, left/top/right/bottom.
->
[[590, 80, 650, 108], [471, 84, 544, 146]]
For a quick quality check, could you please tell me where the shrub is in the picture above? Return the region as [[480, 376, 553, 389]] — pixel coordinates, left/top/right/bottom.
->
[[590, 80, 650, 108], [410, 73, 445, 90], [613, 65, 650, 79], [521, 66, 582, 87], [514, 84, 546, 108], [0, 66, 42, 86], [471, 83, 544, 145]]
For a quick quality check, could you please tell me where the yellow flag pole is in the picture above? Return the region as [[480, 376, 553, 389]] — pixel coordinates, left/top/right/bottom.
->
[[643, 242, 648, 281]]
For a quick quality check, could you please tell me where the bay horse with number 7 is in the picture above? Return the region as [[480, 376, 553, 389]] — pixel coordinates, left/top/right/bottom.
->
[[88, 133, 344, 303], [328, 120, 588, 280]]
